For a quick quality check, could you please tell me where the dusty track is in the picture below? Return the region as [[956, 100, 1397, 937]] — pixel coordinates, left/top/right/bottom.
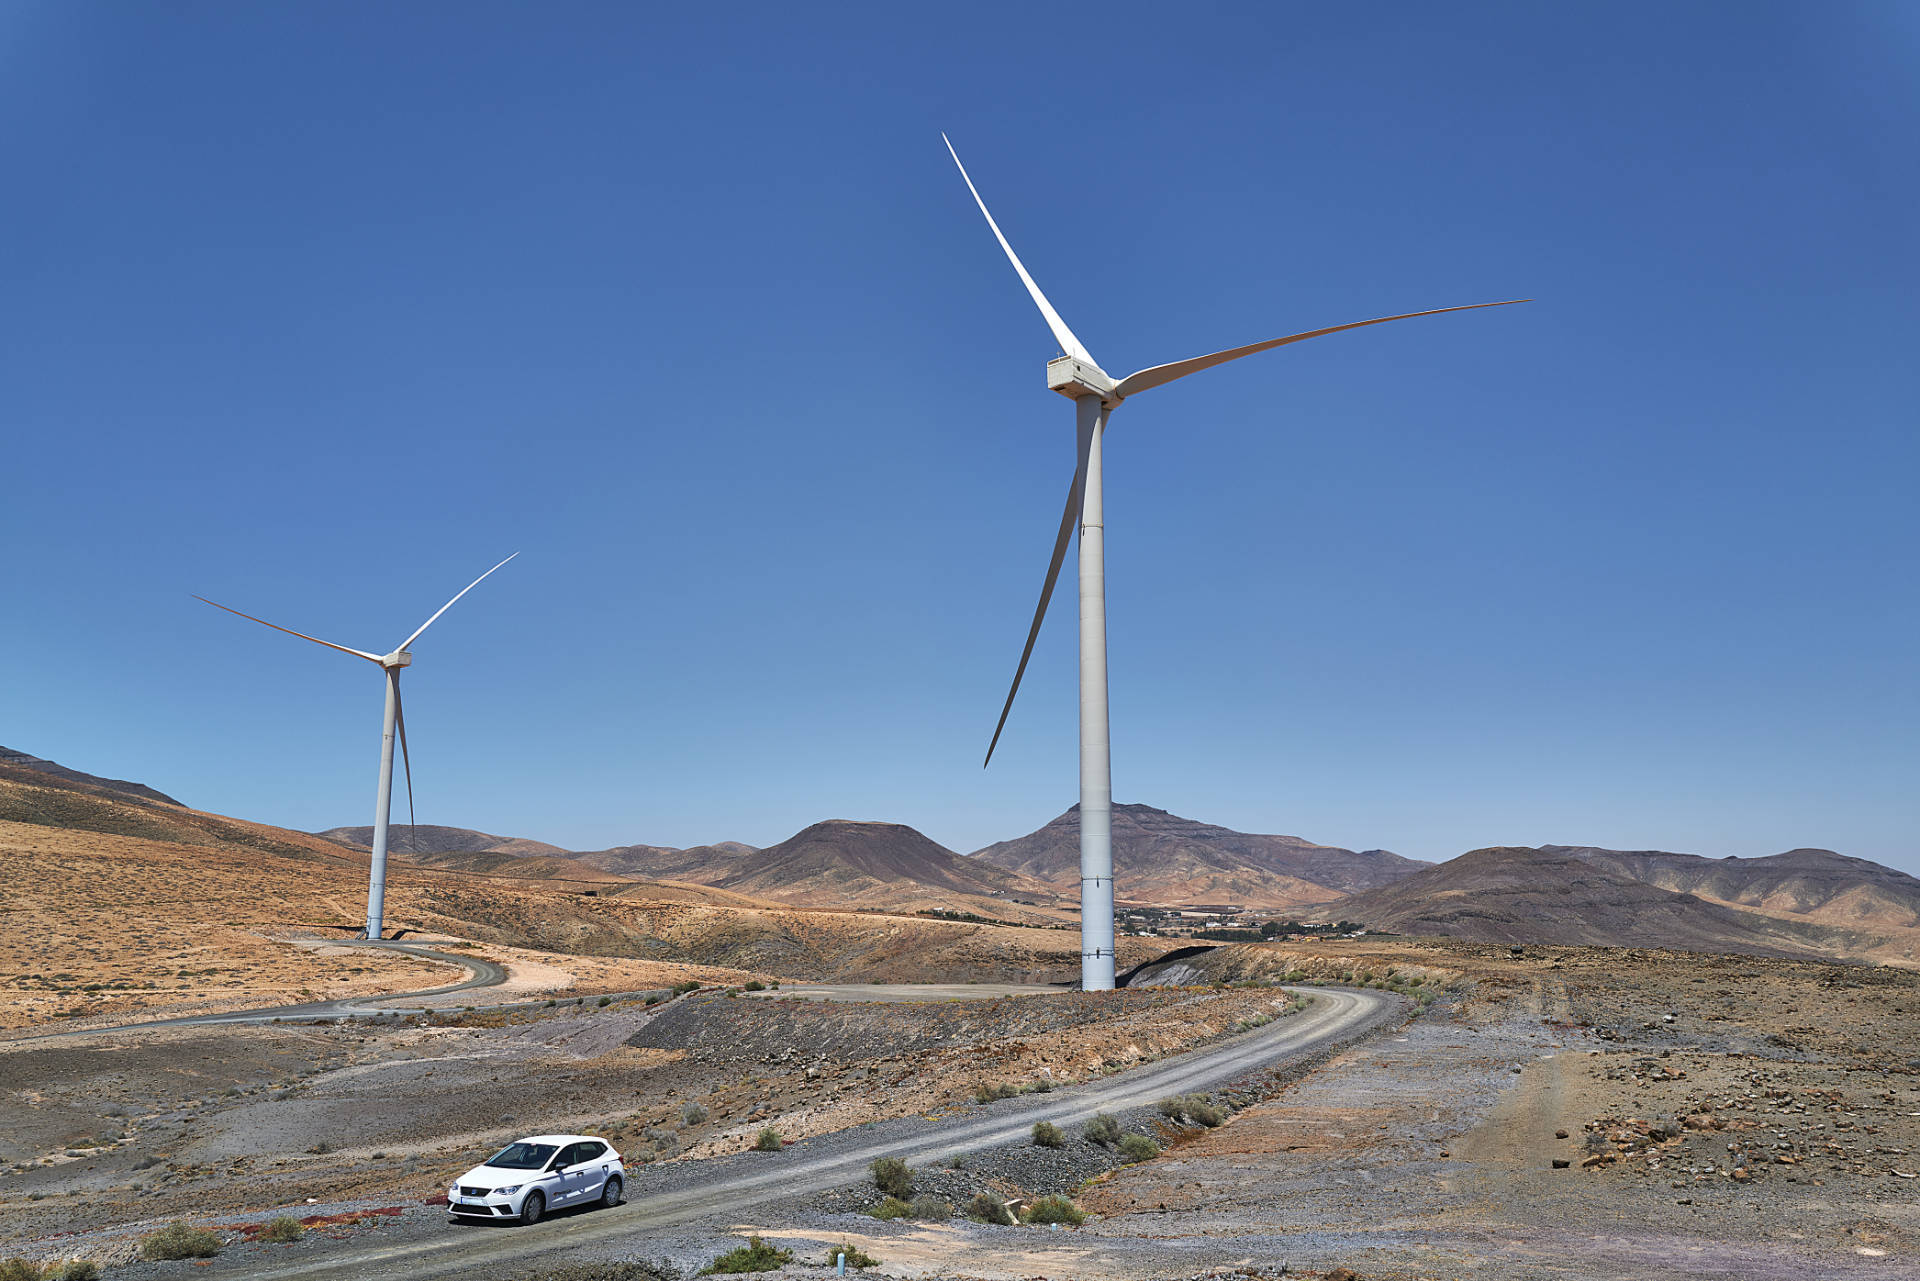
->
[[25, 943, 506, 1038], [189, 987, 1399, 1280]]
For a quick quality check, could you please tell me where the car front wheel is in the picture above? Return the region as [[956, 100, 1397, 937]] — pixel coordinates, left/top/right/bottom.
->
[[519, 1190, 545, 1225], [599, 1176, 622, 1208]]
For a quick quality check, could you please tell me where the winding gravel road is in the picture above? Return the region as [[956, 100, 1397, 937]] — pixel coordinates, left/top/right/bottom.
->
[[31, 942, 507, 1038], [199, 986, 1400, 1281]]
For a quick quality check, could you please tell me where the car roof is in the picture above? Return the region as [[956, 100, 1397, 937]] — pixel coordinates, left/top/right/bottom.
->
[[509, 1134, 606, 1145]]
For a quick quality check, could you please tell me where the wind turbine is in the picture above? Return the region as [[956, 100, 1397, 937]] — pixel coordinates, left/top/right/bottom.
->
[[944, 135, 1525, 991], [195, 554, 517, 941]]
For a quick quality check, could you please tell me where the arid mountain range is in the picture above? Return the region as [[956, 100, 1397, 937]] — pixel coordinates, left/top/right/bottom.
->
[[5, 746, 1917, 965], [1545, 844, 1920, 934], [1312, 845, 1867, 957], [0, 746, 183, 808], [321, 824, 567, 859], [308, 797, 1918, 962], [970, 802, 1429, 908]]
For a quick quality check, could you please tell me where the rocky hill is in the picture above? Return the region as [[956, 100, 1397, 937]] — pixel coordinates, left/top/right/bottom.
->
[[570, 840, 761, 881], [1319, 845, 1851, 957], [0, 746, 183, 807], [969, 803, 1427, 909], [319, 823, 569, 859], [1546, 845, 1920, 932], [711, 820, 1061, 916]]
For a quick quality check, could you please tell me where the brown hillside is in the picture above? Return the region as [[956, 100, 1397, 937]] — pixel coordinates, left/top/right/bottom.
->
[[712, 820, 1063, 918], [320, 823, 568, 859], [571, 840, 760, 881], [1320, 845, 1863, 958], [1546, 844, 1920, 933], [971, 803, 1426, 909], [0, 773, 1144, 1030], [0, 746, 184, 807]]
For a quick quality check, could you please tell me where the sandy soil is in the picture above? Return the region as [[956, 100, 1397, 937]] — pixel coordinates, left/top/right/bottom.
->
[[0, 982, 1295, 1266], [0, 815, 1170, 1032]]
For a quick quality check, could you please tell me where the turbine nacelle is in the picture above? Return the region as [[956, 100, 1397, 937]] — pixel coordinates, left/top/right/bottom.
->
[[1046, 357, 1118, 404], [380, 650, 414, 670]]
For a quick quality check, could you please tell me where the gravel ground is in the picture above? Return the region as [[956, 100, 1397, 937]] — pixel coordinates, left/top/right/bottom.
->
[[10, 988, 1400, 1279]]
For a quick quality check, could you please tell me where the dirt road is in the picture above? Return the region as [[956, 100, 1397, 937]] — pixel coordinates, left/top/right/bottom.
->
[[34, 942, 507, 1036], [183, 986, 1398, 1280]]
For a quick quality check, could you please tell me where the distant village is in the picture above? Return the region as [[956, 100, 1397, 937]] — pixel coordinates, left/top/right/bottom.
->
[[1118, 908, 1368, 941]]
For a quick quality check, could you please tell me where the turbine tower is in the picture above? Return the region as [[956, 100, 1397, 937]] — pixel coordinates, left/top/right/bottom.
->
[[945, 135, 1524, 991], [195, 554, 517, 940]]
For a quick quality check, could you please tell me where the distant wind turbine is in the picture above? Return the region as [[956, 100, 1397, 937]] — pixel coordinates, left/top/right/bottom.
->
[[195, 554, 517, 940], [944, 134, 1525, 991]]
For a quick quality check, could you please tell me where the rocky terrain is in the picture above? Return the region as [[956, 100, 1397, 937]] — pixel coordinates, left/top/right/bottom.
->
[[705, 820, 1058, 910], [0, 747, 184, 807], [1551, 844, 1920, 936], [320, 824, 569, 859], [570, 839, 760, 881], [1316, 845, 1874, 959], [0, 766, 1158, 1031], [971, 803, 1428, 909], [0, 982, 1297, 1268]]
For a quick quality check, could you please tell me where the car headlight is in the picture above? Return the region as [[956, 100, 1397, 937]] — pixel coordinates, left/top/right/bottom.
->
[[497, 1185, 521, 1195]]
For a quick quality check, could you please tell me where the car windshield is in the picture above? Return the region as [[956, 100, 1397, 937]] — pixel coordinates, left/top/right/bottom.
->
[[484, 1142, 558, 1171]]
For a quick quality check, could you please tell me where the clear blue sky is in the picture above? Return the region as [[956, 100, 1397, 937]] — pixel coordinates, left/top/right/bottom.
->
[[3, 3, 1914, 872]]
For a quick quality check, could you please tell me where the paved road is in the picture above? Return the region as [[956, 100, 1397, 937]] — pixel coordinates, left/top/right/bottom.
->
[[21, 942, 507, 1038], [742, 982, 1061, 1003], [202, 986, 1400, 1281]]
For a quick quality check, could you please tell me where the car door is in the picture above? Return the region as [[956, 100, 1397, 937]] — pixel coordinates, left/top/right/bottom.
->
[[548, 1143, 584, 1204], [570, 1142, 608, 1200]]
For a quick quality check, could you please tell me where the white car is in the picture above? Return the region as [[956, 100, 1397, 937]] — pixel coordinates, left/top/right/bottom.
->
[[448, 1134, 625, 1225]]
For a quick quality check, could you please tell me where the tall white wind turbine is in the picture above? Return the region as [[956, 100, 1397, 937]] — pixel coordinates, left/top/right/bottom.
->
[[195, 554, 517, 940], [945, 135, 1525, 991]]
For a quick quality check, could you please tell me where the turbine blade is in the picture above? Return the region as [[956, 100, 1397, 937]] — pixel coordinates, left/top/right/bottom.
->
[[1113, 300, 1530, 399], [942, 134, 1096, 367], [984, 424, 1095, 768], [394, 676, 416, 855], [397, 552, 518, 652], [193, 596, 383, 663]]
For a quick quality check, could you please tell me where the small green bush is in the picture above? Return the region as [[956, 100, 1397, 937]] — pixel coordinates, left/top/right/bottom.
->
[[867, 1196, 912, 1221], [743, 980, 766, 992], [822, 1244, 878, 1270], [597, 996, 612, 1007], [973, 1081, 1020, 1104], [700, 1235, 791, 1275], [870, 1155, 912, 1199], [1023, 1195, 1084, 1226], [908, 1196, 951, 1221], [1031, 1120, 1065, 1148], [1187, 1099, 1226, 1127], [259, 1216, 305, 1243], [681, 1101, 708, 1126], [6, 1263, 99, 1281], [1082, 1112, 1121, 1147], [966, 1192, 1015, 1225], [752, 1128, 782, 1152], [1156, 1096, 1187, 1119], [1117, 1133, 1159, 1161], [140, 1223, 224, 1261], [1028, 1076, 1053, 1092]]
